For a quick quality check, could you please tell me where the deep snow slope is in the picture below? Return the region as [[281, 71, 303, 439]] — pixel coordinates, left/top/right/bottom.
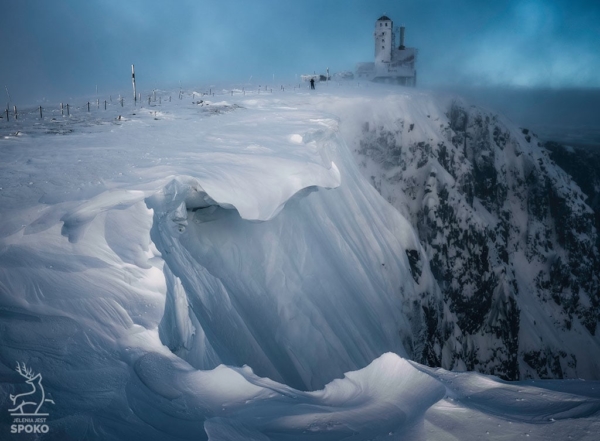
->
[[0, 84, 598, 440], [320, 86, 600, 381]]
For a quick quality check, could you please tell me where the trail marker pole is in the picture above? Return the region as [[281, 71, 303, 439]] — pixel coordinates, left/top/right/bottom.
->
[[67, 104, 70, 116], [61, 103, 64, 116], [13, 105, 17, 120], [39, 106, 43, 119], [104, 100, 107, 110], [132, 64, 137, 105], [87, 102, 90, 112], [97, 99, 99, 109], [5, 108, 8, 121]]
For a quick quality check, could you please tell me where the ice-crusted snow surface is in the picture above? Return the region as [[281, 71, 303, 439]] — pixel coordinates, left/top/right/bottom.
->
[[0, 84, 599, 440]]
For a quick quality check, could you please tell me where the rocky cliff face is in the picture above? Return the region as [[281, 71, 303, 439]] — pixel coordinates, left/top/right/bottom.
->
[[545, 142, 600, 250], [328, 91, 600, 380]]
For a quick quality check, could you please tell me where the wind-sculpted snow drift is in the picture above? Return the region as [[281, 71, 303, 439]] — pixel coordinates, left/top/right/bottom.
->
[[0, 86, 599, 440], [147, 122, 442, 391]]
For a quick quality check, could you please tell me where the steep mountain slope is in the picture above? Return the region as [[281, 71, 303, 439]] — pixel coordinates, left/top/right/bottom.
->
[[545, 142, 600, 249], [322, 87, 600, 380]]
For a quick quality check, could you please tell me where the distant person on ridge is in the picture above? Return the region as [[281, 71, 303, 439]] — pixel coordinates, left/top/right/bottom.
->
[[310, 78, 315, 90]]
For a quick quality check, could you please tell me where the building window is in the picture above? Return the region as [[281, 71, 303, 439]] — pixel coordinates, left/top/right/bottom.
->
[[380, 23, 382, 27], [385, 23, 388, 27], [382, 46, 385, 49]]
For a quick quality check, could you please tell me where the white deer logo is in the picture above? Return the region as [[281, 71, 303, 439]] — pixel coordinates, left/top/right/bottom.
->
[[8, 362, 55, 416]]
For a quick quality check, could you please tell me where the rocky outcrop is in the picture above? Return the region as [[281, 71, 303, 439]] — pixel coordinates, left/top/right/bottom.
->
[[341, 93, 600, 380]]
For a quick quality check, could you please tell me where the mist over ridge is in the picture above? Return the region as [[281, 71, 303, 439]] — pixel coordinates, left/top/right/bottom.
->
[[2, 0, 599, 107]]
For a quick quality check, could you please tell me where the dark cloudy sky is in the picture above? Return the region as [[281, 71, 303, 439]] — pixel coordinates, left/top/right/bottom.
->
[[1, 0, 599, 104]]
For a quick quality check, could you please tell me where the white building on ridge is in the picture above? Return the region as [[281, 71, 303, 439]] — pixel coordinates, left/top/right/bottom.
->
[[356, 15, 417, 86]]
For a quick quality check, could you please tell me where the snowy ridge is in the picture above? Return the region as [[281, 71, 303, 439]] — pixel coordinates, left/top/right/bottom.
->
[[0, 85, 599, 439]]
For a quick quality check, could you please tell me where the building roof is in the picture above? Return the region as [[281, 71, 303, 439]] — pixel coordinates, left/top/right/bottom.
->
[[377, 15, 392, 21]]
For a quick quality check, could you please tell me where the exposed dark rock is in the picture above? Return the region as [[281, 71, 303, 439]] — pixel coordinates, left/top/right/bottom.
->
[[350, 98, 600, 380]]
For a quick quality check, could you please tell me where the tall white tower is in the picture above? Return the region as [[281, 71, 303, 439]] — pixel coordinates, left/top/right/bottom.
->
[[374, 15, 393, 66]]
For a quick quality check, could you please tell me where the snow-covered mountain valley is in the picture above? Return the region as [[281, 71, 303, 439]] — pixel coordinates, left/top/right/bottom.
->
[[0, 84, 598, 440]]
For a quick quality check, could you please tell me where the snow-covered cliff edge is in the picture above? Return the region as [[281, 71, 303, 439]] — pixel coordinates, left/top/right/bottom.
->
[[1, 84, 599, 440]]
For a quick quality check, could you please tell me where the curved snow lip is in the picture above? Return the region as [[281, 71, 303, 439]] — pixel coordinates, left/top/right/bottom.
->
[[129, 351, 446, 440], [59, 156, 341, 243], [60, 189, 147, 243], [145, 167, 340, 223]]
